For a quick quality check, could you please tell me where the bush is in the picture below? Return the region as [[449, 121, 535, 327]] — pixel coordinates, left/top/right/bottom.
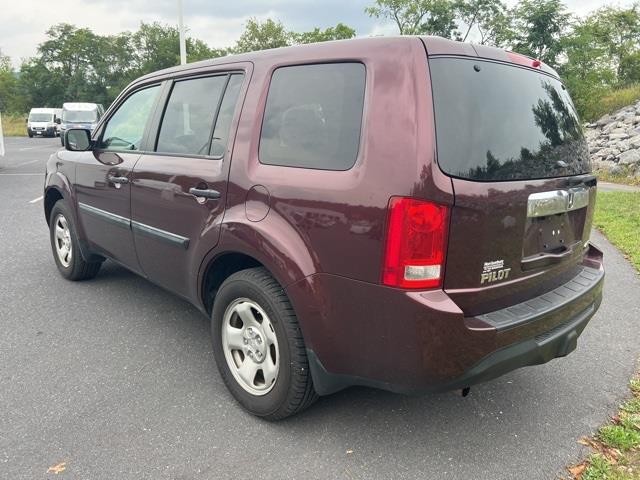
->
[[0, 113, 27, 137], [580, 84, 640, 122]]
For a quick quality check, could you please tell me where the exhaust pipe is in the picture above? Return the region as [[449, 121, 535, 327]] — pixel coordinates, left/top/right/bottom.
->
[[453, 387, 471, 397]]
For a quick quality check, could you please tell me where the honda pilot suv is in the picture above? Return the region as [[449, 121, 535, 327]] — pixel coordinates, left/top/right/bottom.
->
[[44, 36, 604, 420]]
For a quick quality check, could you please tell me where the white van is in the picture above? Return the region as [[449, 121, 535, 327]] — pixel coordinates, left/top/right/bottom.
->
[[60, 103, 104, 145], [27, 108, 60, 138]]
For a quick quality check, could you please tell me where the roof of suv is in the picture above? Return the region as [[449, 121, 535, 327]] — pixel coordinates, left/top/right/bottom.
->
[[135, 36, 559, 85]]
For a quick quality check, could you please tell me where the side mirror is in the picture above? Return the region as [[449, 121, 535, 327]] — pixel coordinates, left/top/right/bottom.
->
[[65, 129, 92, 151], [55, 118, 61, 124]]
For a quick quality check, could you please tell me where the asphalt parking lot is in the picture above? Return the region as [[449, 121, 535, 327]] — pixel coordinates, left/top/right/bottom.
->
[[1, 136, 639, 480]]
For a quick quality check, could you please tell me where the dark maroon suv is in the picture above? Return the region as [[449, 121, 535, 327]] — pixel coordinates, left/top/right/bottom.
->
[[44, 36, 604, 419]]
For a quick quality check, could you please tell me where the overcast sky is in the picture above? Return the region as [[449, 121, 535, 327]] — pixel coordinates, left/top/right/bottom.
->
[[0, 0, 635, 67]]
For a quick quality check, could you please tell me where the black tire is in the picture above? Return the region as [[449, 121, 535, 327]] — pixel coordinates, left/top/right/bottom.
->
[[28, 132, 33, 138], [49, 200, 102, 281], [211, 267, 317, 420]]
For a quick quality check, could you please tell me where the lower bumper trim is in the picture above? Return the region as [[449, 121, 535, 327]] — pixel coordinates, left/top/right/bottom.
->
[[308, 295, 601, 396]]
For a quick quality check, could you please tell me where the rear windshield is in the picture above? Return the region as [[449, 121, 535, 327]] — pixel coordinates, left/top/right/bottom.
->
[[29, 113, 53, 122], [63, 109, 98, 123], [429, 57, 590, 181]]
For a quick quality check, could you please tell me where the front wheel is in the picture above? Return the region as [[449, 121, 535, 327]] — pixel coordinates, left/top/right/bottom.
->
[[49, 200, 102, 280], [211, 267, 317, 420]]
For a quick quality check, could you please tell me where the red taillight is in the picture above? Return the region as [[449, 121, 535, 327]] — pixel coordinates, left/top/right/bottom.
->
[[381, 197, 449, 289]]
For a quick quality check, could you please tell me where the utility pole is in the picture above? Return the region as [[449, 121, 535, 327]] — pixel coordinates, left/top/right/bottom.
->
[[177, 0, 187, 65]]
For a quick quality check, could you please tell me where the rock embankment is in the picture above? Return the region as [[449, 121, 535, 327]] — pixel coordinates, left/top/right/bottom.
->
[[585, 102, 640, 178]]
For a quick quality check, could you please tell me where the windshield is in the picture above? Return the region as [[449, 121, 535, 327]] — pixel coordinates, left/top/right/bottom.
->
[[63, 109, 98, 123], [429, 57, 590, 181], [29, 113, 53, 122]]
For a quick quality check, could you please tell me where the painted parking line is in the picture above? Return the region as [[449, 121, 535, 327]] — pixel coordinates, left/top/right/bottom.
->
[[29, 196, 44, 204], [18, 159, 40, 166]]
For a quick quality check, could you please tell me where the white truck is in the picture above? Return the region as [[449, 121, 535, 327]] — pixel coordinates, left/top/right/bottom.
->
[[27, 108, 61, 138], [60, 103, 104, 146]]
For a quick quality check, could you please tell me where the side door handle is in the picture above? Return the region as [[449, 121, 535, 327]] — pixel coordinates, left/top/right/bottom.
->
[[189, 187, 221, 200], [108, 175, 129, 185]]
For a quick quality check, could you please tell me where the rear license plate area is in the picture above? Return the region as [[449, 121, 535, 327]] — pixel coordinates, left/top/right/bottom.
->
[[524, 214, 581, 255], [522, 188, 590, 259]]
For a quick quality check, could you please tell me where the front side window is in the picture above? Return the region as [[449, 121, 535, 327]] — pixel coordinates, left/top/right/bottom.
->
[[156, 75, 228, 156], [100, 86, 160, 151], [259, 63, 366, 171]]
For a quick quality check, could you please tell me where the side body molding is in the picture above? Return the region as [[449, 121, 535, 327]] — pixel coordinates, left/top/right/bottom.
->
[[78, 202, 190, 250]]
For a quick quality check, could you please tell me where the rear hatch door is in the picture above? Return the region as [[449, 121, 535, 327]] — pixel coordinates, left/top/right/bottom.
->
[[428, 56, 595, 316]]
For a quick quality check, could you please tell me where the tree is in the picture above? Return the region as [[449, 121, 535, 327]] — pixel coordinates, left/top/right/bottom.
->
[[366, 0, 459, 37], [456, 0, 512, 46], [131, 22, 225, 75], [510, 0, 571, 68], [421, 0, 460, 38], [0, 49, 27, 113], [233, 18, 291, 53], [293, 23, 356, 44], [584, 5, 640, 82]]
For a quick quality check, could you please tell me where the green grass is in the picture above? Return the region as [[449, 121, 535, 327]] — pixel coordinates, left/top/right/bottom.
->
[[584, 84, 640, 122], [582, 454, 626, 480], [593, 192, 640, 271], [567, 196, 640, 479], [0, 113, 28, 136], [599, 424, 640, 452], [577, 382, 640, 479], [596, 167, 640, 187]]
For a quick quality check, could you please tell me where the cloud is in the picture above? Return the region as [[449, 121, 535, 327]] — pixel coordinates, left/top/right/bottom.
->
[[1, 0, 382, 66]]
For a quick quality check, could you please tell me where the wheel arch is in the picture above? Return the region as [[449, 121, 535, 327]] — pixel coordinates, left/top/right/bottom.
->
[[200, 251, 263, 314], [44, 180, 99, 263], [44, 186, 65, 225]]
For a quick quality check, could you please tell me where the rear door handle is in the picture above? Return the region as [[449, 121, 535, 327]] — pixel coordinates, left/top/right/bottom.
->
[[189, 187, 221, 200], [108, 175, 129, 185]]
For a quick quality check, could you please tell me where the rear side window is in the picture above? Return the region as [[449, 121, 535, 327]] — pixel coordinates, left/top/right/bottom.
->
[[157, 75, 227, 156], [429, 58, 590, 181], [210, 74, 244, 157], [259, 63, 366, 170]]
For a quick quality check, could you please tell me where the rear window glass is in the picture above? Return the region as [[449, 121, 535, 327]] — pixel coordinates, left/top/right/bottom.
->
[[429, 58, 590, 181], [259, 63, 366, 171]]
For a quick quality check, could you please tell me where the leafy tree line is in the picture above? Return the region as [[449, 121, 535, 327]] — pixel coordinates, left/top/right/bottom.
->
[[0, 19, 354, 113], [1, 1, 640, 121], [366, 0, 640, 120]]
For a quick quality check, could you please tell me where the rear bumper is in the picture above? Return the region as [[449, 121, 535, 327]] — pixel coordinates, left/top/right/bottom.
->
[[290, 244, 604, 396]]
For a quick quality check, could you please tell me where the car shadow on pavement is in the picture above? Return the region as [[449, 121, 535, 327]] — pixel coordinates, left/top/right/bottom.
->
[[50, 259, 615, 479], [91, 260, 542, 427]]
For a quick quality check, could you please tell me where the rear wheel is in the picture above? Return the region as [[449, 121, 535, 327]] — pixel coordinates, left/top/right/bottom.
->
[[211, 267, 317, 420], [49, 200, 102, 280]]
